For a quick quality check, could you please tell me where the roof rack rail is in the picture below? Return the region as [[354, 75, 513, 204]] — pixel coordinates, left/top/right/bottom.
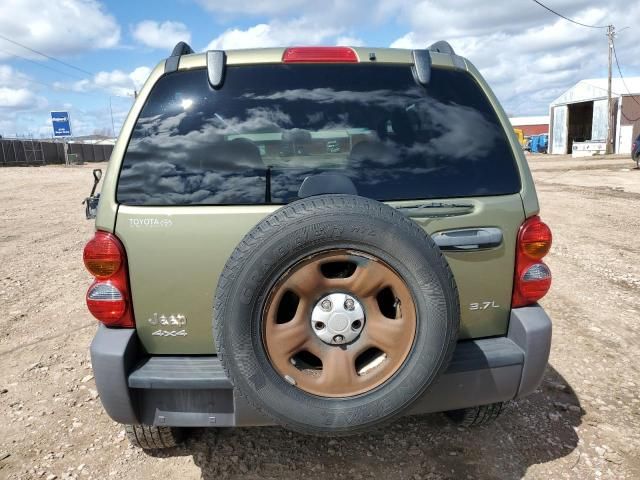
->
[[165, 41, 195, 73], [428, 41, 455, 55]]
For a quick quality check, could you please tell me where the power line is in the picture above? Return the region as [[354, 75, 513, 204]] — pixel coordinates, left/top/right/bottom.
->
[[0, 47, 88, 80], [0, 60, 131, 100], [0, 32, 94, 76], [611, 39, 640, 121], [0, 47, 134, 100], [531, 0, 608, 29]]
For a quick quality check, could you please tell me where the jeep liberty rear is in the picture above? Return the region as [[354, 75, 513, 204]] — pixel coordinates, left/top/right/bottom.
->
[[85, 43, 552, 447]]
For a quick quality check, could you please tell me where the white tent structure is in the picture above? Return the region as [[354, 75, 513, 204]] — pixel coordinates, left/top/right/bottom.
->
[[549, 77, 640, 155]]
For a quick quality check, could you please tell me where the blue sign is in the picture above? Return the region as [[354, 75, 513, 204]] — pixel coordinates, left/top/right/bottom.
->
[[51, 111, 72, 137]]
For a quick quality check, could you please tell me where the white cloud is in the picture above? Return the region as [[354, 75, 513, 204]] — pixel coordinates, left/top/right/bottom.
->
[[196, 0, 310, 16], [206, 20, 340, 50], [60, 66, 152, 97], [200, 0, 393, 51], [0, 65, 30, 87], [335, 36, 365, 47], [0, 0, 120, 59], [0, 87, 39, 109], [132, 20, 192, 50], [0, 65, 47, 111]]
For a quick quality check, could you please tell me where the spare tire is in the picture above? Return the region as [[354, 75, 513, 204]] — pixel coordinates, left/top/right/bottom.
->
[[214, 195, 459, 435]]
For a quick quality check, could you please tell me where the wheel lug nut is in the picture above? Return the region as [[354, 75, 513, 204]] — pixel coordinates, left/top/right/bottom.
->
[[333, 335, 344, 343], [344, 298, 355, 311], [351, 320, 361, 330], [315, 321, 325, 330], [320, 299, 332, 311]]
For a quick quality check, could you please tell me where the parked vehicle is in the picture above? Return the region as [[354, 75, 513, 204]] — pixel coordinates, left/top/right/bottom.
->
[[84, 42, 553, 449]]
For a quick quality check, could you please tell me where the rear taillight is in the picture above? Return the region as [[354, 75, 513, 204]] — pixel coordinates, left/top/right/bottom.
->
[[83, 232, 134, 327], [282, 47, 358, 63], [512, 216, 552, 308]]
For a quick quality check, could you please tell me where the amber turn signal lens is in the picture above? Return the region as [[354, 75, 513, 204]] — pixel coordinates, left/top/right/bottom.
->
[[522, 240, 551, 259], [519, 216, 552, 260], [83, 232, 122, 279]]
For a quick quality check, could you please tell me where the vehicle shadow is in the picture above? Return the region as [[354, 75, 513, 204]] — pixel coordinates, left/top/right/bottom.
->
[[150, 364, 582, 480]]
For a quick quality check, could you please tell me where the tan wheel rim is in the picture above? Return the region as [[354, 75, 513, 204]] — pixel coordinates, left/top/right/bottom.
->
[[263, 250, 417, 398]]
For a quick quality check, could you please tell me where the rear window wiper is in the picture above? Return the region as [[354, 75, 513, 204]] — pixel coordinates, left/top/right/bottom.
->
[[394, 202, 474, 218]]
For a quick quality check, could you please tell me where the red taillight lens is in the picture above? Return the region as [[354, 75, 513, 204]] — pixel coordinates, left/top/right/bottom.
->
[[84, 232, 134, 327], [512, 216, 553, 308], [83, 232, 122, 279], [282, 47, 358, 63]]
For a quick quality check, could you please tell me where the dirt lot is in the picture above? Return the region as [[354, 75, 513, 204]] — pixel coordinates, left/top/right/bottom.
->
[[1, 154, 639, 480]]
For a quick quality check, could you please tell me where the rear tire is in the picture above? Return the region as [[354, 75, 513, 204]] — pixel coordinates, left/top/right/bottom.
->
[[125, 425, 184, 450], [444, 402, 504, 427]]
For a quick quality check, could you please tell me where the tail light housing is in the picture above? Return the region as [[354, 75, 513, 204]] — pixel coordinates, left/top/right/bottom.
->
[[83, 231, 134, 327], [512, 216, 552, 307]]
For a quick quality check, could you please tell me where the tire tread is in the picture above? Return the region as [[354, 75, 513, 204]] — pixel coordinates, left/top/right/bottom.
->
[[125, 424, 183, 450], [444, 402, 504, 428]]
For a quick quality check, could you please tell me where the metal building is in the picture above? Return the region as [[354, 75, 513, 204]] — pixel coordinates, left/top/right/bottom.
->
[[549, 77, 640, 155], [509, 116, 549, 137]]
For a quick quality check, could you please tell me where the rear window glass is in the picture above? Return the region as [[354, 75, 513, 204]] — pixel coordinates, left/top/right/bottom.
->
[[117, 64, 520, 205]]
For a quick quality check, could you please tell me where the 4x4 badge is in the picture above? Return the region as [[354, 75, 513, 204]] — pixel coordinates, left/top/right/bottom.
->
[[152, 329, 187, 337]]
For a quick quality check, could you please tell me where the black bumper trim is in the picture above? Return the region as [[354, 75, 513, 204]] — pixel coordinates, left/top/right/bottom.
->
[[90, 325, 140, 425], [129, 356, 232, 389], [446, 337, 523, 374]]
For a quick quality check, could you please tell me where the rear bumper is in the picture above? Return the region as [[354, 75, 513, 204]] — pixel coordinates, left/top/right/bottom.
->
[[90, 305, 551, 427]]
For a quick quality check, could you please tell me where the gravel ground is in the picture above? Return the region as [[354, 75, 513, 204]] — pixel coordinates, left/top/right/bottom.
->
[[1, 154, 639, 480]]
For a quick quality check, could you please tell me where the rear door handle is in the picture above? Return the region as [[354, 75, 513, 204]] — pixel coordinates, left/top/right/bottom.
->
[[431, 228, 503, 251]]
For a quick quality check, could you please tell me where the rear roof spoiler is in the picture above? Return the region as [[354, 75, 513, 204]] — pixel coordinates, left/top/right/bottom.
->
[[165, 41, 226, 89], [428, 41, 456, 55], [165, 41, 194, 73], [413, 40, 466, 85], [165, 40, 461, 87]]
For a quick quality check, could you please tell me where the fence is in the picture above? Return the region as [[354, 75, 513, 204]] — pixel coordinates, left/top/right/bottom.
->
[[0, 138, 114, 166]]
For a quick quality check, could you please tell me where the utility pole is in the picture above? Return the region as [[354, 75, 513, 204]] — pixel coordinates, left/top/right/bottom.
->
[[605, 24, 615, 154]]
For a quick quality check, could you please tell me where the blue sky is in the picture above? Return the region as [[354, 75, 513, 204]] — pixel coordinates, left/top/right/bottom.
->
[[0, 0, 638, 137]]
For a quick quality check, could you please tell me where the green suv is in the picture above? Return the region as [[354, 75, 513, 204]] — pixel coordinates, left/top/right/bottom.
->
[[84, 42, 553, 449]]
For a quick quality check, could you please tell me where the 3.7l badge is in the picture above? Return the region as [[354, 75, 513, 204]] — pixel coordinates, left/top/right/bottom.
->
[[469, 300, 500, 311]]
